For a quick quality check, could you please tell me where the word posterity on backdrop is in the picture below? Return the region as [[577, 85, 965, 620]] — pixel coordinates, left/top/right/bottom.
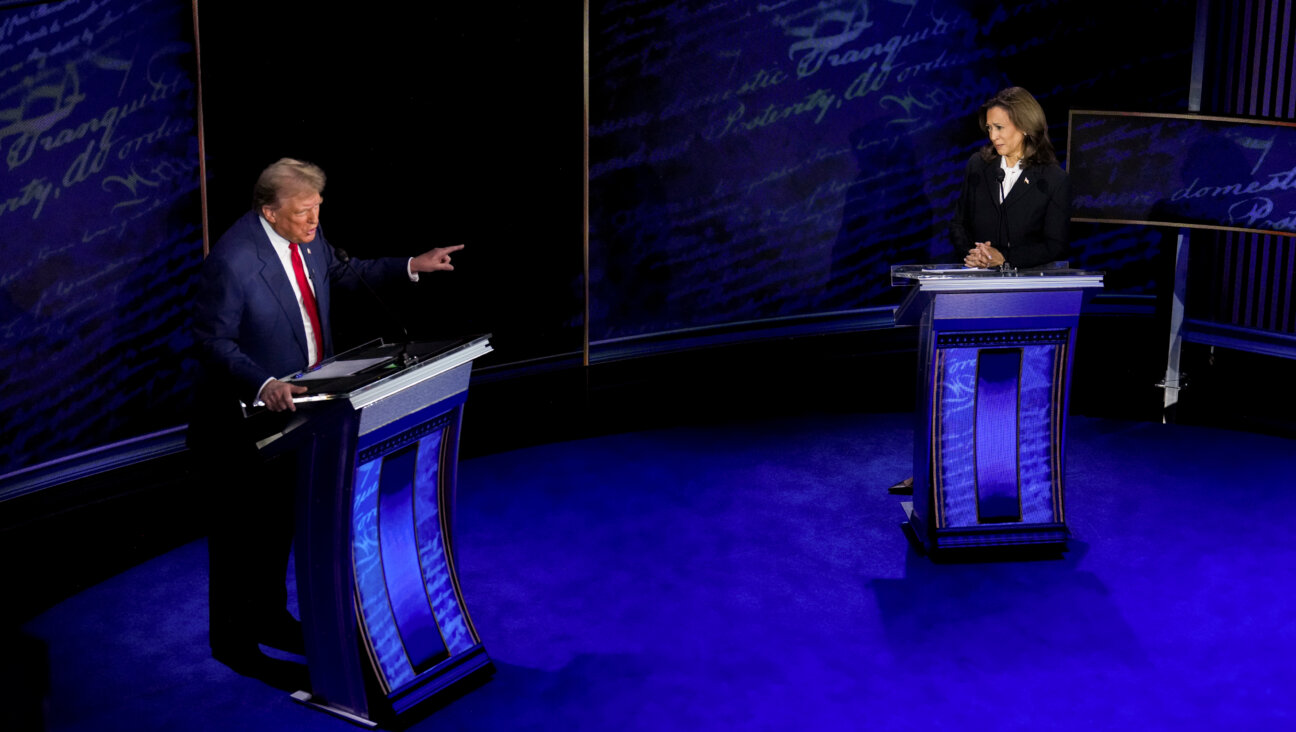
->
[[1069, 111, 1296, 235], [0, 0, 202, 478], [587, 0, 1192, 344]]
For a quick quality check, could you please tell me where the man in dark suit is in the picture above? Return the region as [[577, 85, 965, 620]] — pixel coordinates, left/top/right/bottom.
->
[[189, 158, 461, 686]]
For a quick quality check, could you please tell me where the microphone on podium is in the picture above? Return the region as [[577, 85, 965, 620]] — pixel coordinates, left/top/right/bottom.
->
[[333, 246, 418, 368], [992, 167, 1014, 271], [993, 167, 1011, 256]]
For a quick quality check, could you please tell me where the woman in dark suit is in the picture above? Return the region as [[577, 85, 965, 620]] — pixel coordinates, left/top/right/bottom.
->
[[889, 88, 1070, 497], [953, 87, 1070, 269]]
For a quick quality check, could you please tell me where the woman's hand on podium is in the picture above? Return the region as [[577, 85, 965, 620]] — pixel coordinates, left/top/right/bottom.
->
[[964, 241, 1005, 268]]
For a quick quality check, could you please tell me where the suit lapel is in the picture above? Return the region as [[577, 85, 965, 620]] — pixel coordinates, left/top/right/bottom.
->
[[981, 158, 1034, 211], [1001, 165, 1033, 210], [251, 217, 311, 364], [981, 158, 1004, 209]]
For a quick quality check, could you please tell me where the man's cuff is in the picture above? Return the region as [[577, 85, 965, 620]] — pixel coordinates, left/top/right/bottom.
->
[[255, 377, 275, 404], [407, 258, 419, 282]]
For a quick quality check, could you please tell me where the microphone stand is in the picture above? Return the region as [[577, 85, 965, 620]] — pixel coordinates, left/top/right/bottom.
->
[[994, 167, 1016, 274], [334, 246, 418, 369]]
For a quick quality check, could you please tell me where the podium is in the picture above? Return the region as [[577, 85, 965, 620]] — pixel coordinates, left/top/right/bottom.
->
[[892, 267, 1103, 553], [248, 336, 495, 726]]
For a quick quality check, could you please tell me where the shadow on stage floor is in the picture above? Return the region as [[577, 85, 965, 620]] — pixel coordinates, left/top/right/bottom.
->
[[11, 413, 1296, 731]]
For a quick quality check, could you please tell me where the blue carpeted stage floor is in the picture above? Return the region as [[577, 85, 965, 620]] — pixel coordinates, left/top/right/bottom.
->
[[16, 413, 1296, 730]]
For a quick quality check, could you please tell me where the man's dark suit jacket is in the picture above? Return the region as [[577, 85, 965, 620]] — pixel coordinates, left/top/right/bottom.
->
[[951, 152, 1071, 269], [189, 210, 409, 447], [190, 209, 416, 648]]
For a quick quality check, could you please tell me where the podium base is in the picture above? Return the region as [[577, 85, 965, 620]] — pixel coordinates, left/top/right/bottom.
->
[[290, 691, 379, 728], [901, 502, 1068, 556]]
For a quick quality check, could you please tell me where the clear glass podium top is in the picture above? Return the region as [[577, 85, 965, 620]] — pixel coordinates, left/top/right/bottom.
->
[[891, 264, 1104, 291]]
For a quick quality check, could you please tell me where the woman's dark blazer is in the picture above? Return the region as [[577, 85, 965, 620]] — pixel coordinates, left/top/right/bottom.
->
[[950, 152, 1071, 269]]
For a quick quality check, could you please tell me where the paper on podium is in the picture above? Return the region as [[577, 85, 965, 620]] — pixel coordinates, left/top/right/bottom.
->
[[289, 357, 390, 382]]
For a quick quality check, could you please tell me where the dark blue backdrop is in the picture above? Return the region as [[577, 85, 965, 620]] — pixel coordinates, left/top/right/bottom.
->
[[0, 0, 202, 477], [588, 0, 1194, 342], [1070, 111, 1296, 235]]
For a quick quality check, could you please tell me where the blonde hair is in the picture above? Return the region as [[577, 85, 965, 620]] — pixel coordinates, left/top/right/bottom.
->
[[252, 158, 326, 211]]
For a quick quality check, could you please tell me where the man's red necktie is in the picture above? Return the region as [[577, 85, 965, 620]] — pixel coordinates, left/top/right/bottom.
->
[[288, 242, 325, 366]]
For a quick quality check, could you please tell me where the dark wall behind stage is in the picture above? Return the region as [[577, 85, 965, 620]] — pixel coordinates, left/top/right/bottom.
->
[[195, 2, 588, 367]]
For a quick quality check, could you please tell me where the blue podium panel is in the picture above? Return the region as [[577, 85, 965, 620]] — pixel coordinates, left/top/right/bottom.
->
[[276, 338, 494, 726], [893, 269, 1101, 553], [932, 335, 1065, 535], [351, 398, 488, 713]]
